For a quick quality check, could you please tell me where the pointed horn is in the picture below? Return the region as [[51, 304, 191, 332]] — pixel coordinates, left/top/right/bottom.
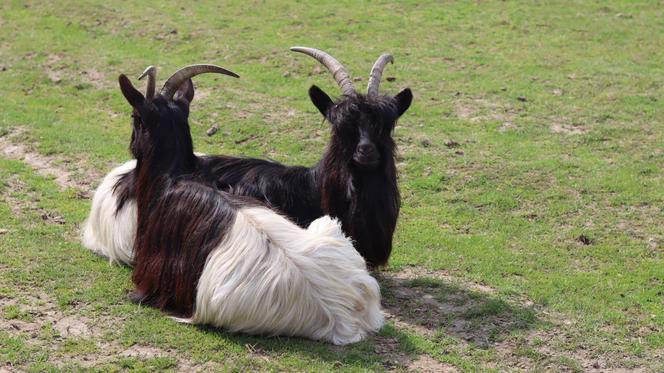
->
[[160, 64, 239, 99], [138, 66, 157, 102], [367, 54, 393, 96], [290, 46, 355, 96]]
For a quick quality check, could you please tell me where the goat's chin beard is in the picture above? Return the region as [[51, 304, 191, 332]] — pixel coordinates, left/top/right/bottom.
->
[[352, 155, 380, 169]]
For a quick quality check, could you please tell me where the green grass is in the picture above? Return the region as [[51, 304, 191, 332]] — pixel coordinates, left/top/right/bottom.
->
[[1, 0, 663, 371]]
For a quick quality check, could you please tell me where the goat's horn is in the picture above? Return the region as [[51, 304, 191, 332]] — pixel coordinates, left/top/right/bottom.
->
[[290, 46, 355, 96], [160, 64, 240, 99], [367, 54, 393, 96], [138, 66, 157, 101]]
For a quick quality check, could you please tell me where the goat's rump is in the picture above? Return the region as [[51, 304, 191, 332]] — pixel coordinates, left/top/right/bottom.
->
[[130, 180, 383, 344]]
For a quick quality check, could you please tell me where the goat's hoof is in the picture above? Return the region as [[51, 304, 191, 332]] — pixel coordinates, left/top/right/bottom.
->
[[127, 291, 146, 304]]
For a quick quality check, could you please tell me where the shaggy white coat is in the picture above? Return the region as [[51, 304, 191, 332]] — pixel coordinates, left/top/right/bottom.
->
[[181, 209, 384, 345], [82, 160, 383, 344], [81, 160, 136, 265]]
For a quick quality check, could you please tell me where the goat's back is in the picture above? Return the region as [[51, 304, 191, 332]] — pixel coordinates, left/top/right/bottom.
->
[[197, 155, 322, 227]]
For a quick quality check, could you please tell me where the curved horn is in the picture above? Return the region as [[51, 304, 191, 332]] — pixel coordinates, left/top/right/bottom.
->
[[290, 46, 355, 96], [138, 66, 157, 101], [160, 64, 240, 99], [367, 54, 393, 96]]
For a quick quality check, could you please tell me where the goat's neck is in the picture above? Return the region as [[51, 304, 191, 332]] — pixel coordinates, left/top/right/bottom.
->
[[134, 150, 197, 214], [320, 157, 400, 266], [320, 156, 398, 218]]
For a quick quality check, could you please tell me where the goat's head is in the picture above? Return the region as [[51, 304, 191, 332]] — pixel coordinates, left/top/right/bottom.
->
[[118, 65, 238, 162], [292, 47, 413, 169]]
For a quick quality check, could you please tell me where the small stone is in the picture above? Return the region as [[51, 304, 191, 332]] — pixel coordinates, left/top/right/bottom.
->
[[420, 138, 432, 147], [54, 317, 90, 337], [577, 234, 594, 245], [499, 122, 518, 132], [0, 228, 8, 234], [444, 140, 460, 148], [455, 150, 464, 156], [552, 88, 564, 96], [282, 71, 290, 78], [206, 124, 219, 136]]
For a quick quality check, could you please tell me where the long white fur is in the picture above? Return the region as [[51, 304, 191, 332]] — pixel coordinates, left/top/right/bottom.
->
[[183, 208, 384, 345], [81, 154, 207, 265], [81, 160, 137, 266]]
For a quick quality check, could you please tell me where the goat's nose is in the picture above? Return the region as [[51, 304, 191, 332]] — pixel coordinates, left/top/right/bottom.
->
[[357, 143, 376, 155]]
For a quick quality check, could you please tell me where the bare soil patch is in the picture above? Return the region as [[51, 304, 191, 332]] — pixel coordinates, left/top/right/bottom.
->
[[120, 345, 169, 359], [54, 316, 92, 338], [44, 53, 65, 84], [499, 122, 519, 132], [43, 54, 111, 89], [1, 174, 66, 226], [454, 98, 518, 124], [387, 266, 497, 294], [549, 117, 588, 134], [80, 69, 108, 90], [0, 290, 203, 370], [372, 335, 457, 372], [2, 175, 27, 216], [0, 130, 98, 193], [408, 354, 457, 373], [2, 174, 69, 225]]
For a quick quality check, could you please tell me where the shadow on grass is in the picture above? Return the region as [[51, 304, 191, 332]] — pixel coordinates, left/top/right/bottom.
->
[[183, 270, 538, 370], [191, 314, 423, 370], [377, 271, 538, 349]]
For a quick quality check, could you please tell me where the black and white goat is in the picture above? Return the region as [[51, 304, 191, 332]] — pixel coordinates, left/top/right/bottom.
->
[[117, 66, 383, 345]]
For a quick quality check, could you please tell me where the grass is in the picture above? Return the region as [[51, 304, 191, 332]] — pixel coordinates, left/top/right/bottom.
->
[[1, 0, 662, 371]]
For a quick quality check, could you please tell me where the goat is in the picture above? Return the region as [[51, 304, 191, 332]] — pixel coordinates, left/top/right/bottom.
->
[[117, 66, 383, 345], [205, 47, 413, 266]]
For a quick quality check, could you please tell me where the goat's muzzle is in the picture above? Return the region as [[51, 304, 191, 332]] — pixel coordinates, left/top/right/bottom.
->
[[353, 143, 380, 167]]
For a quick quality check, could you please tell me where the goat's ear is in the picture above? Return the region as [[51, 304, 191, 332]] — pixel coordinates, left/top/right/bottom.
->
[[118, 74, 145, 109], [174, 78, 195, 105], [308, 85, 333, 117], [394, 88, 413, 117]]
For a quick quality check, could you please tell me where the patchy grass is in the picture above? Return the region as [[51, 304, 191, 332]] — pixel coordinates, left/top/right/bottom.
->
[[1, 0, 663, 371]]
